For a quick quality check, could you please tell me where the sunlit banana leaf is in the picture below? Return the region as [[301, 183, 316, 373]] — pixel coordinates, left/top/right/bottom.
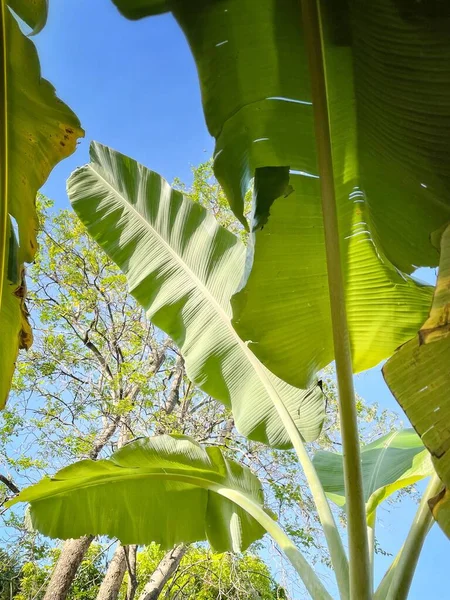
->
[[110, 0, 444, 388], [7, 435, 268, 552], [313, 429, 433, 525], [68, 143, 325, 448], [384, 224, 450, 537]]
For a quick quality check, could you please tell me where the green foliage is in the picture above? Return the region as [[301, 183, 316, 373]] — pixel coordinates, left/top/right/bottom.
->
[[173, 160, 250, 241], [0, 549, 21, 600], [111, 0, 445, 392], [13, 544, 104, 600], [313, 429, 433, 525], [95, 4, 450, 595], [132, 544, 284, 599], [3, 161, 428, 600]]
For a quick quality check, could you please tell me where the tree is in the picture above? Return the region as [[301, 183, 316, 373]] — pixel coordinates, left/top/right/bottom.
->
[[131, 544, 285, 600], [0, 548, 21, 600], [0, 193, 320, 596]]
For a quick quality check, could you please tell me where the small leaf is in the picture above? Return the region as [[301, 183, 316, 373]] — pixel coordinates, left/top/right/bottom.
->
[[313, 429, 433, 523]]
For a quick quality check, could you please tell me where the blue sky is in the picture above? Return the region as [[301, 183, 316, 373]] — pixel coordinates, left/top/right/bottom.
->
[[32, 1, 446, 597]]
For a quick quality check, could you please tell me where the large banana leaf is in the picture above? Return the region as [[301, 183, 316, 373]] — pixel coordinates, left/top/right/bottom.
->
[[313, 429, 433, 525], [7, 435, 267, 552], [110, 0, 443, 388], [0, 3, 83, 407], [384, 224, 450, 537], [67, 143, 325, 448]]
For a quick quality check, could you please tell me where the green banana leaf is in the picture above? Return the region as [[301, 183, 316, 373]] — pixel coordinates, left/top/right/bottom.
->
[[8, 0, 48, 33], [67, 143, 325, 449], [111, 0, 167, 18], [110, 0, 443, 388], [313, 429, 433, 525], [7, 434, 268, 552], [384, 224, 450, 537], [0, 3, 83, 407]]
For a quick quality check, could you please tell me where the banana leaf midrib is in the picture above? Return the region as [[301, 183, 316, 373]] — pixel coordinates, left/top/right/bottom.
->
[[12, 467, 238, 504]]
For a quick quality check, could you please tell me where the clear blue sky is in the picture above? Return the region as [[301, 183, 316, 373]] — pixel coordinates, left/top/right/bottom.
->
[[33, 1, 446, 597]]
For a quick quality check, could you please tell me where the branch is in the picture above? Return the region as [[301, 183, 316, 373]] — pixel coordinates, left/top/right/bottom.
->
[[0, 474, 20, 495], [138, 545, 187, 600]]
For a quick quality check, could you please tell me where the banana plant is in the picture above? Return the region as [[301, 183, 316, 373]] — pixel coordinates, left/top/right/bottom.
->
[[0, 0, 83, 407], [104, 1, 449, 597], [7, 144, 441, 600], [8, 0, 450, 599]]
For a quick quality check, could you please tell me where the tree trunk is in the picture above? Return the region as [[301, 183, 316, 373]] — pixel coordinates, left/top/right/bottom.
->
[[138, 545, 187, 600], [96, 544, 128, 600], [164, 355, 184, 415], [126, 545, 138, 600], [43, 536, 94, 600]]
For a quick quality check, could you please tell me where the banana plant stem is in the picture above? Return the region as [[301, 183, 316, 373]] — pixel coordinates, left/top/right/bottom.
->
[[0, 0, 8, 311], [300, 0, 371, 597], [385, 473, 442, 600], [220, 488, 333, 600], [286, 425, 349, 599], [367, 517, 375, 594]]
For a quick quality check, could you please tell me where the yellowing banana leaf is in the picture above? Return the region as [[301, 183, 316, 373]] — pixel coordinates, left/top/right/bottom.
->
[[0, 220, 32, 408], [1, 5, 83, 265], [7, 435, 268, 552], [110, 0, 444, 387], [68, 143, 325, 448], [0, 4, 83, 407], [429, 488, 450, 539], [384, 224, 450, 537], [313, 429, 433, 525]]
